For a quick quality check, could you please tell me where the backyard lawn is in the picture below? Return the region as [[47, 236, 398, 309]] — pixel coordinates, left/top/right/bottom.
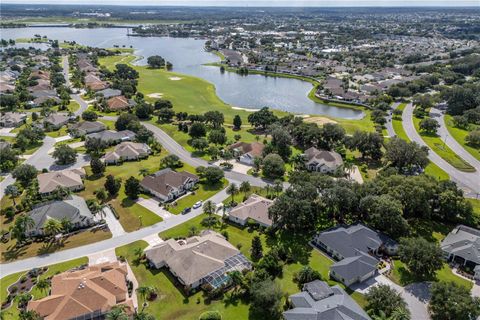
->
[[444, 114, 480, 162], [0, 257, 88, 320]]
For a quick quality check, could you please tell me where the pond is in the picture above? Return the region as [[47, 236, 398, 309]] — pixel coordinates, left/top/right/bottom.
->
[[1, 27, 364, 119]]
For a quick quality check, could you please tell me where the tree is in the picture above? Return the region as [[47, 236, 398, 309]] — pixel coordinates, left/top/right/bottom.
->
[[319, 123, 346, 150], [365, 284, 409, 319], [115, 113, 140, 131], [60, 217, 73, 233], [429, 281, 480, 320], [202, 200, 216, 228], [466, 129, 480, 147], [189, 122, 207, 138], [157, 108, 175, 123], [136, 286, 156, 312], [419, 118, 440, 134], [0, 145, 19, 172], [104, 174, 121, 196], [273, 179, 283, 196], [106, 305, 129, 320], [348, 131, 383, 160], [5, 185, 19, 206], [114, 63, 139, 80], [250, 235, 263, 261], [270, 125, 292, 160], [247, 107, 277, 130], [19, 310, 41, 320], [199, 310, 222, 320], [11, 214, 35, 243], [226, 183, 238, 203], [160, 154, 181, 168], [85, 137, 107, 156], [233, 115, 242, 130], [398, 237, 443, 279], [135, 103, 154, 119], [191, 138, 209, 152], [204, 111, 224, 129], [293, 266, 322, 288], [12, 164, 37, 188], [43, 218, 62, 239], [239, 181, 251, 199], [203, 167, 224, 184], [249, 279, 283, 319], [154, 99, 172, 109], [360, 195, 409, 238], [90, 157, 105, 176], [81, 110, 98, 121], [384, 137, 429, 173], [52, 145, 77, 165], [36, 278, 50, 296], [96, 188, 108, 203], [208, 129, 227, 145], [125, 176, 140, 200], [262, 153, 285, 179], [147, 55, 165, 68]]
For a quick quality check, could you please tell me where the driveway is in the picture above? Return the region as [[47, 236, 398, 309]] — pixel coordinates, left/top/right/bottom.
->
[[0, 127, 16, 137], [402, 103, 480, 196], [54, 135, 73, 143], [348, 165, 364, 184], [143, 234, 164, 249], [101, 206, 126, 237], [213, 159, 252, 175], [88, 248, 117, 265], [136, 197, 173, 220], [472, 281, 480, 298]]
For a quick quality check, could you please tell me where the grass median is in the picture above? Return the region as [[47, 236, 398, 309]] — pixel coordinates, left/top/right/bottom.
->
[[444, 114, 480, 162]]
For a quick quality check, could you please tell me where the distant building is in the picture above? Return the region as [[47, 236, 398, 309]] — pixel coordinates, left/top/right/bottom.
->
[[283, 280, 371, 320], [228, 141, 265, 166], [145, 230, 251, 290], [228, 194, 274, 227], [104, 141, 151, 164], [140, 168, 199, 201], [43, 113, 72, 130], [312, 224, 397, 287], [27, 261, 135, 320], [37, 168, 86, 195], [303, 147, 343, 174], [0, 112, 27, 128]]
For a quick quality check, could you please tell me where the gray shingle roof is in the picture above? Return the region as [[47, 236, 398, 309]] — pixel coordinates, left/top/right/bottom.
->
[[86, 130, 136, 143], [330, 254, 377, 283], [441, 225, 480, 265]]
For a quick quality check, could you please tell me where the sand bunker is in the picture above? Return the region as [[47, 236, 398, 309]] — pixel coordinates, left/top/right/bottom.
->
[[169, 77, 182, 81], [147, 93, 164, 98], [304, 116, 338, 126], [231, 106, 256, 112]]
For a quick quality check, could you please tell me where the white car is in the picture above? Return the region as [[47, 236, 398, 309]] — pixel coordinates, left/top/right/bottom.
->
[[193, 201, 203, 209]]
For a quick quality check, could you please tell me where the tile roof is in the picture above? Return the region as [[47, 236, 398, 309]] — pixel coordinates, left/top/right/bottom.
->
[[228, 141, 265, 158], [228, 194, 274, 226], [140, 168, 199, 199], [37, 168, 85, 194]]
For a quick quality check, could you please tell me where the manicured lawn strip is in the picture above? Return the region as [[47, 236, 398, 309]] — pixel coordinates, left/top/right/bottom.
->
[[0, 228, 110, 263], [67, 100, 80, 113], [100, 54, 137, 71], [424, 162, 450, 181], [467, 198, 480, 227], [413, 116, 475, 172], [0, 257, 88, 320], [388, 259, 472, 290], [78, 154, 166, 232], [45, 126, 69, 138], [444, 114, 480, 162], [168, 179, 228, 214]]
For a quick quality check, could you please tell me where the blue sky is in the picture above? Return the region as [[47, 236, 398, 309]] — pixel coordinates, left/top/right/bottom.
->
[[3, 0, 480, 6]]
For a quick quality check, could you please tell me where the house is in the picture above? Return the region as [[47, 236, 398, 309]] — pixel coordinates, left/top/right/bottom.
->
[[0, 112, 27, 127], [26, 195, 96, 236], [283, 280, 371, 320], [44, 113, 72, 130], [228, 194, 274, 227], [86, 130, 136, 145], [140, 168, 199, 201], [104, 142, 151, 164], [96, 88, 122, 99], [304, 147, 344, 174], [37, 168, 86, 195], [69, 121, 106, 137], [228, 141, 265, 166], [107, 95, 136, 111], [32, 95, 61, 107], [85, 74, 108, 91], [441, 225, 480, 280], [312, 224, 397, 287], [27, 261, 135, 320], [145, 230, 251, 289]]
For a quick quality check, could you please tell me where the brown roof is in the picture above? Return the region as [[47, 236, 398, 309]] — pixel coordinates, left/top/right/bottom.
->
[[229, 194, 274, 226], [228, 141, 265, 158], [37, 168, 86, 194], [140, 168, 198, 198], [27, 262, 134, 320], [107, 96, 130, 111]]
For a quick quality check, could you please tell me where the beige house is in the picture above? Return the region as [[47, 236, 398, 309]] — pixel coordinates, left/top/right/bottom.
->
[[228, 141, 265, 166], [140, 168, 199, 201], [304, 147, 344, 174], [38, 168, 86, 195], [145, 230, 251, 290], [104, 142, 151, 164], [27, 261, 135, 320], [228, 194, 274, 227], [0, 112, 27, 128]]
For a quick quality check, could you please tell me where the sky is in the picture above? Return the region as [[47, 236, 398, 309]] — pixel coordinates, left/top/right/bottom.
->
[[3, 0, 480, 6]]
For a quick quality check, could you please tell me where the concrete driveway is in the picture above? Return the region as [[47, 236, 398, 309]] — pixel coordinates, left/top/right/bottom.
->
[[101, 206, 126, 237], [136, 197, 173, 220], [0, 127, 16, 137], [88, 248, 117, 265], [213, 159, 252, 175]]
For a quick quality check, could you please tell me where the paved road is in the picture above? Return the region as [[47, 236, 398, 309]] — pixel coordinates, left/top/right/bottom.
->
[[402, 103, 480, 196], [0, 183, 232, 277], [62, 55, 88, 117], [385, 101, 401, 138], [430, 108, 480, 172]]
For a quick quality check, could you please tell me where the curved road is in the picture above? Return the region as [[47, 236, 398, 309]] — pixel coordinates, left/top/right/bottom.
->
[[385, 101, 401, 138], [402, 103, 480, 197]]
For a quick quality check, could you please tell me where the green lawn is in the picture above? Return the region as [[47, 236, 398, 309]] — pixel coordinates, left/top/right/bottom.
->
[[45, 126, 69, 138], [444, 114, 480, 162], [0, 257, 88, 320], [78, 153, 167, 232], [413, 116, 475, 172], [388, 259, 472, 290], [168, 179, 228, 214]]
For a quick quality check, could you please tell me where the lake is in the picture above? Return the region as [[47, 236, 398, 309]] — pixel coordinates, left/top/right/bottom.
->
[[1, 27, 364, 119]]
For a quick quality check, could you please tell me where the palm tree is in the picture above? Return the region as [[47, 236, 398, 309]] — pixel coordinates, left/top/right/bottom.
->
[[239, 181, 251, 200], [5, 185, 20, 206], [136, 286, 156, 312], [18, 310, 41, 320], [16, 292, 32, 309], [139, 168, 150, 177], [43, 219, 62, 239], [226, 183, 238, 203], [133, 311, 155, 320], [202, 200, 216, 229], [265, 184, 272, 198], [343, 159, 354, 178], [228, 270, 243, 295], [36, 278, 50, 296], [134, 247, 144, 261], [390, 307, 410, 320], [105, 305, 129, 320], [20, 214, 35, 233], [60, 217, 73, 234], [273, 179, 283, 197]]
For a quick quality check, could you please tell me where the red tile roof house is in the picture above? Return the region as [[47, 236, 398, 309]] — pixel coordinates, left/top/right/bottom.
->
[[85, 74, 109, 92], [228, 142, 265, 166], [140, 168, 199, 202], [107, 95, 136, 111]]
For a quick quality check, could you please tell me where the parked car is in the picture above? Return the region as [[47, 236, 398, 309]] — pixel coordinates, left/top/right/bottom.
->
[[193, 201, 203, 209], [181, 207, 191, 215]]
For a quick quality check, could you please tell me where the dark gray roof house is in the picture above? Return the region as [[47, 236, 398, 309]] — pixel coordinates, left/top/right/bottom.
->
[[441, 225, 480, 273], [26, 195, 96, 236], [96, 88, 122, 99], [283, 280, 371, 320], [86, 130, 136, 145], [69, 121, 106, 137], [313, 224, 397, 287]]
